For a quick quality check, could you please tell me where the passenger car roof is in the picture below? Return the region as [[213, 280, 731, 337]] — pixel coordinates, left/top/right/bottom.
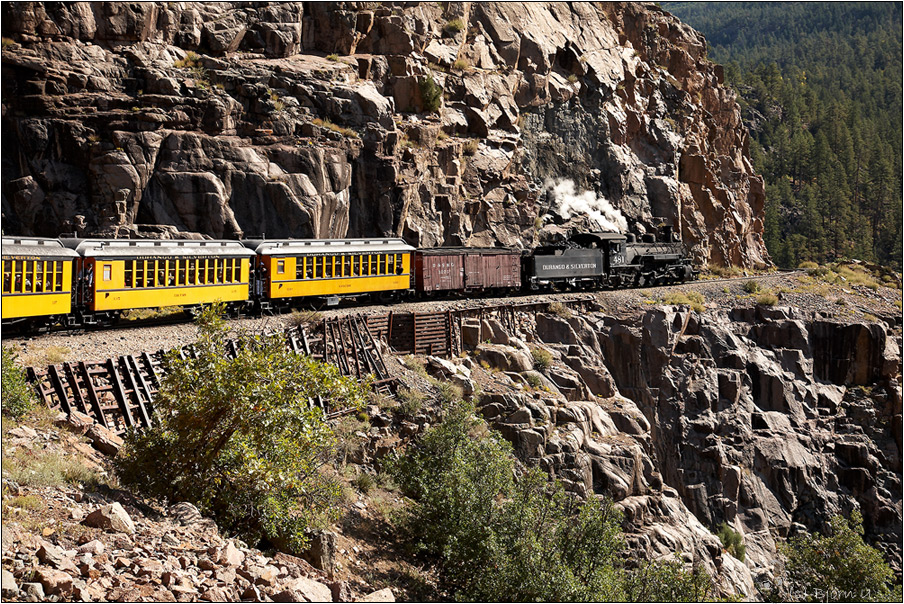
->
[[2, 237, 80, 260], [61, 239, 254, 258], [244, 239, 415, 256]]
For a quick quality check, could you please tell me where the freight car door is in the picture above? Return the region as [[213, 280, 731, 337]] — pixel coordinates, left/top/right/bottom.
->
[[464, 254, 482, 289]]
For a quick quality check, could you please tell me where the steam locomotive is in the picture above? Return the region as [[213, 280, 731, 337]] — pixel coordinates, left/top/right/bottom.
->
[[1, 225, 696, 330]]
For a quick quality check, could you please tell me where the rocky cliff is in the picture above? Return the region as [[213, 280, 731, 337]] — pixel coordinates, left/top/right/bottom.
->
[[458, 303, 902, 594], [1, 2, 769, 267]]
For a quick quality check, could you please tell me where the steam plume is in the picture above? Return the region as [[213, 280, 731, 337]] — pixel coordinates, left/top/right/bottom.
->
[[545, 179, 628, 233]]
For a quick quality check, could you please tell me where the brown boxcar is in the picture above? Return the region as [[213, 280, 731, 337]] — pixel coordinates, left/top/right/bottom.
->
[[415, 248, 521, 293]]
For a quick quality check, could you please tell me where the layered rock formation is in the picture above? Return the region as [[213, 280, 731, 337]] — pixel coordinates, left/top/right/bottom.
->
[[459, 305, 901, 595], [1, 2, 769, 267]]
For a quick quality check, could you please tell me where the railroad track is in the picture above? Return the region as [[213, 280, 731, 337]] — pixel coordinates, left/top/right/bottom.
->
[[3, 270, 804, 341]]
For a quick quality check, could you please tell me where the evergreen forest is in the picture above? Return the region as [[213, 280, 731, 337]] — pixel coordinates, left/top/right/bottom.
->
[[664, 2, 902, 269]]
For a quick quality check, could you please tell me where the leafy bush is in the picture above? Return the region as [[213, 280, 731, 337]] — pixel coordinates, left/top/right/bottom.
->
[[743, 280, 761, 294], [389, 400, 713, 601], [524, 372, 543, 389], [756, 292, 779, 306], [778, 511, 897, 602], [115, 304, 368, 551], [531, 347, 553, 371], [717, 522, 746, 561], [798, 261, 819, 269], [419, 76, 443, 113], [567, 73, 579, 83], [2, 347, 34, 419]]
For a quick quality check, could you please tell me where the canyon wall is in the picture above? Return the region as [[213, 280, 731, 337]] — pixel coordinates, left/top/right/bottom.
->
[[1, 2, 769, 267]]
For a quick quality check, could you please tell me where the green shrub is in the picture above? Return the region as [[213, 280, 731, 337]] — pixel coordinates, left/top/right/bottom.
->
[[326, 53, 339, 61], [389, 400, 713, 601], [444, 18, 465, 33], [525, 373, 543, 389], [743, 280, 760, 294], [756, 292, 779, 306], [462, 138, 479, 155], [531, 347, 553, 371], [567, 73, 579, 83], [115, 304, 368, 551], [778, 511, 897, 602], [716, 522, 746, 561], [419, 76, 443, 113], [2, 347, 34, 419], [798, 261, 819, 270]]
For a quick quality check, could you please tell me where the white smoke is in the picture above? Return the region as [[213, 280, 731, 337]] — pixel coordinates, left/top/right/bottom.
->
[[544, 179, 628, 233]]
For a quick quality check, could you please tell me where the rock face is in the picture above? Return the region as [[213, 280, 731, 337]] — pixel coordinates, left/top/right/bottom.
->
[[463, 305, 901, 596], [1, 2, 768, 267]]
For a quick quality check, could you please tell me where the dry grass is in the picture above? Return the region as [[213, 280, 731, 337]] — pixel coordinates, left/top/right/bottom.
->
[[661, 291, 705, 312], [396, 388, 426, 416], [452, 57, 470, 71], [311, 118, 359, 138], [705, 264, 744, 278], [286, 310, 323, 330], [756, 292, 779, 306], [20, 345, 70, 367], [122, 306, 183, 321], [401, 355, 429, 377], [2, 448, 103, 488], [546, 301, 573, 318], [173, 51, 201, 69], [462, 138, 479, 156]]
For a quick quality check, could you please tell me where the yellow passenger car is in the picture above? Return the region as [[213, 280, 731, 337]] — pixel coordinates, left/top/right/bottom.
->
[[1, 237, 79, 325], [66, 239, 255, 316], [245, 239, 415, 307]]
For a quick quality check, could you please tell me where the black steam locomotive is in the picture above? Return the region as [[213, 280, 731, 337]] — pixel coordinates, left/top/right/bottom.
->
[[526, 224, 697, 290]]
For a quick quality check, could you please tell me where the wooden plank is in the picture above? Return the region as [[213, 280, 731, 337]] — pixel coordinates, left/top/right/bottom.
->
[[127, 355, 156, 423], [48, 365, 72, 414], [141, 352, 161, 389], [118, 356, 151, 428], [26, 367, 51, 408], [63, 363, 89, 415], [79, 361, 109, 429], [107, 358, 135, 428]]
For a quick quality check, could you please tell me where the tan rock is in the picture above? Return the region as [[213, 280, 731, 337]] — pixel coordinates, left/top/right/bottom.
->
[[84, 503, 135, 534], [357, 587, 396, 602]]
